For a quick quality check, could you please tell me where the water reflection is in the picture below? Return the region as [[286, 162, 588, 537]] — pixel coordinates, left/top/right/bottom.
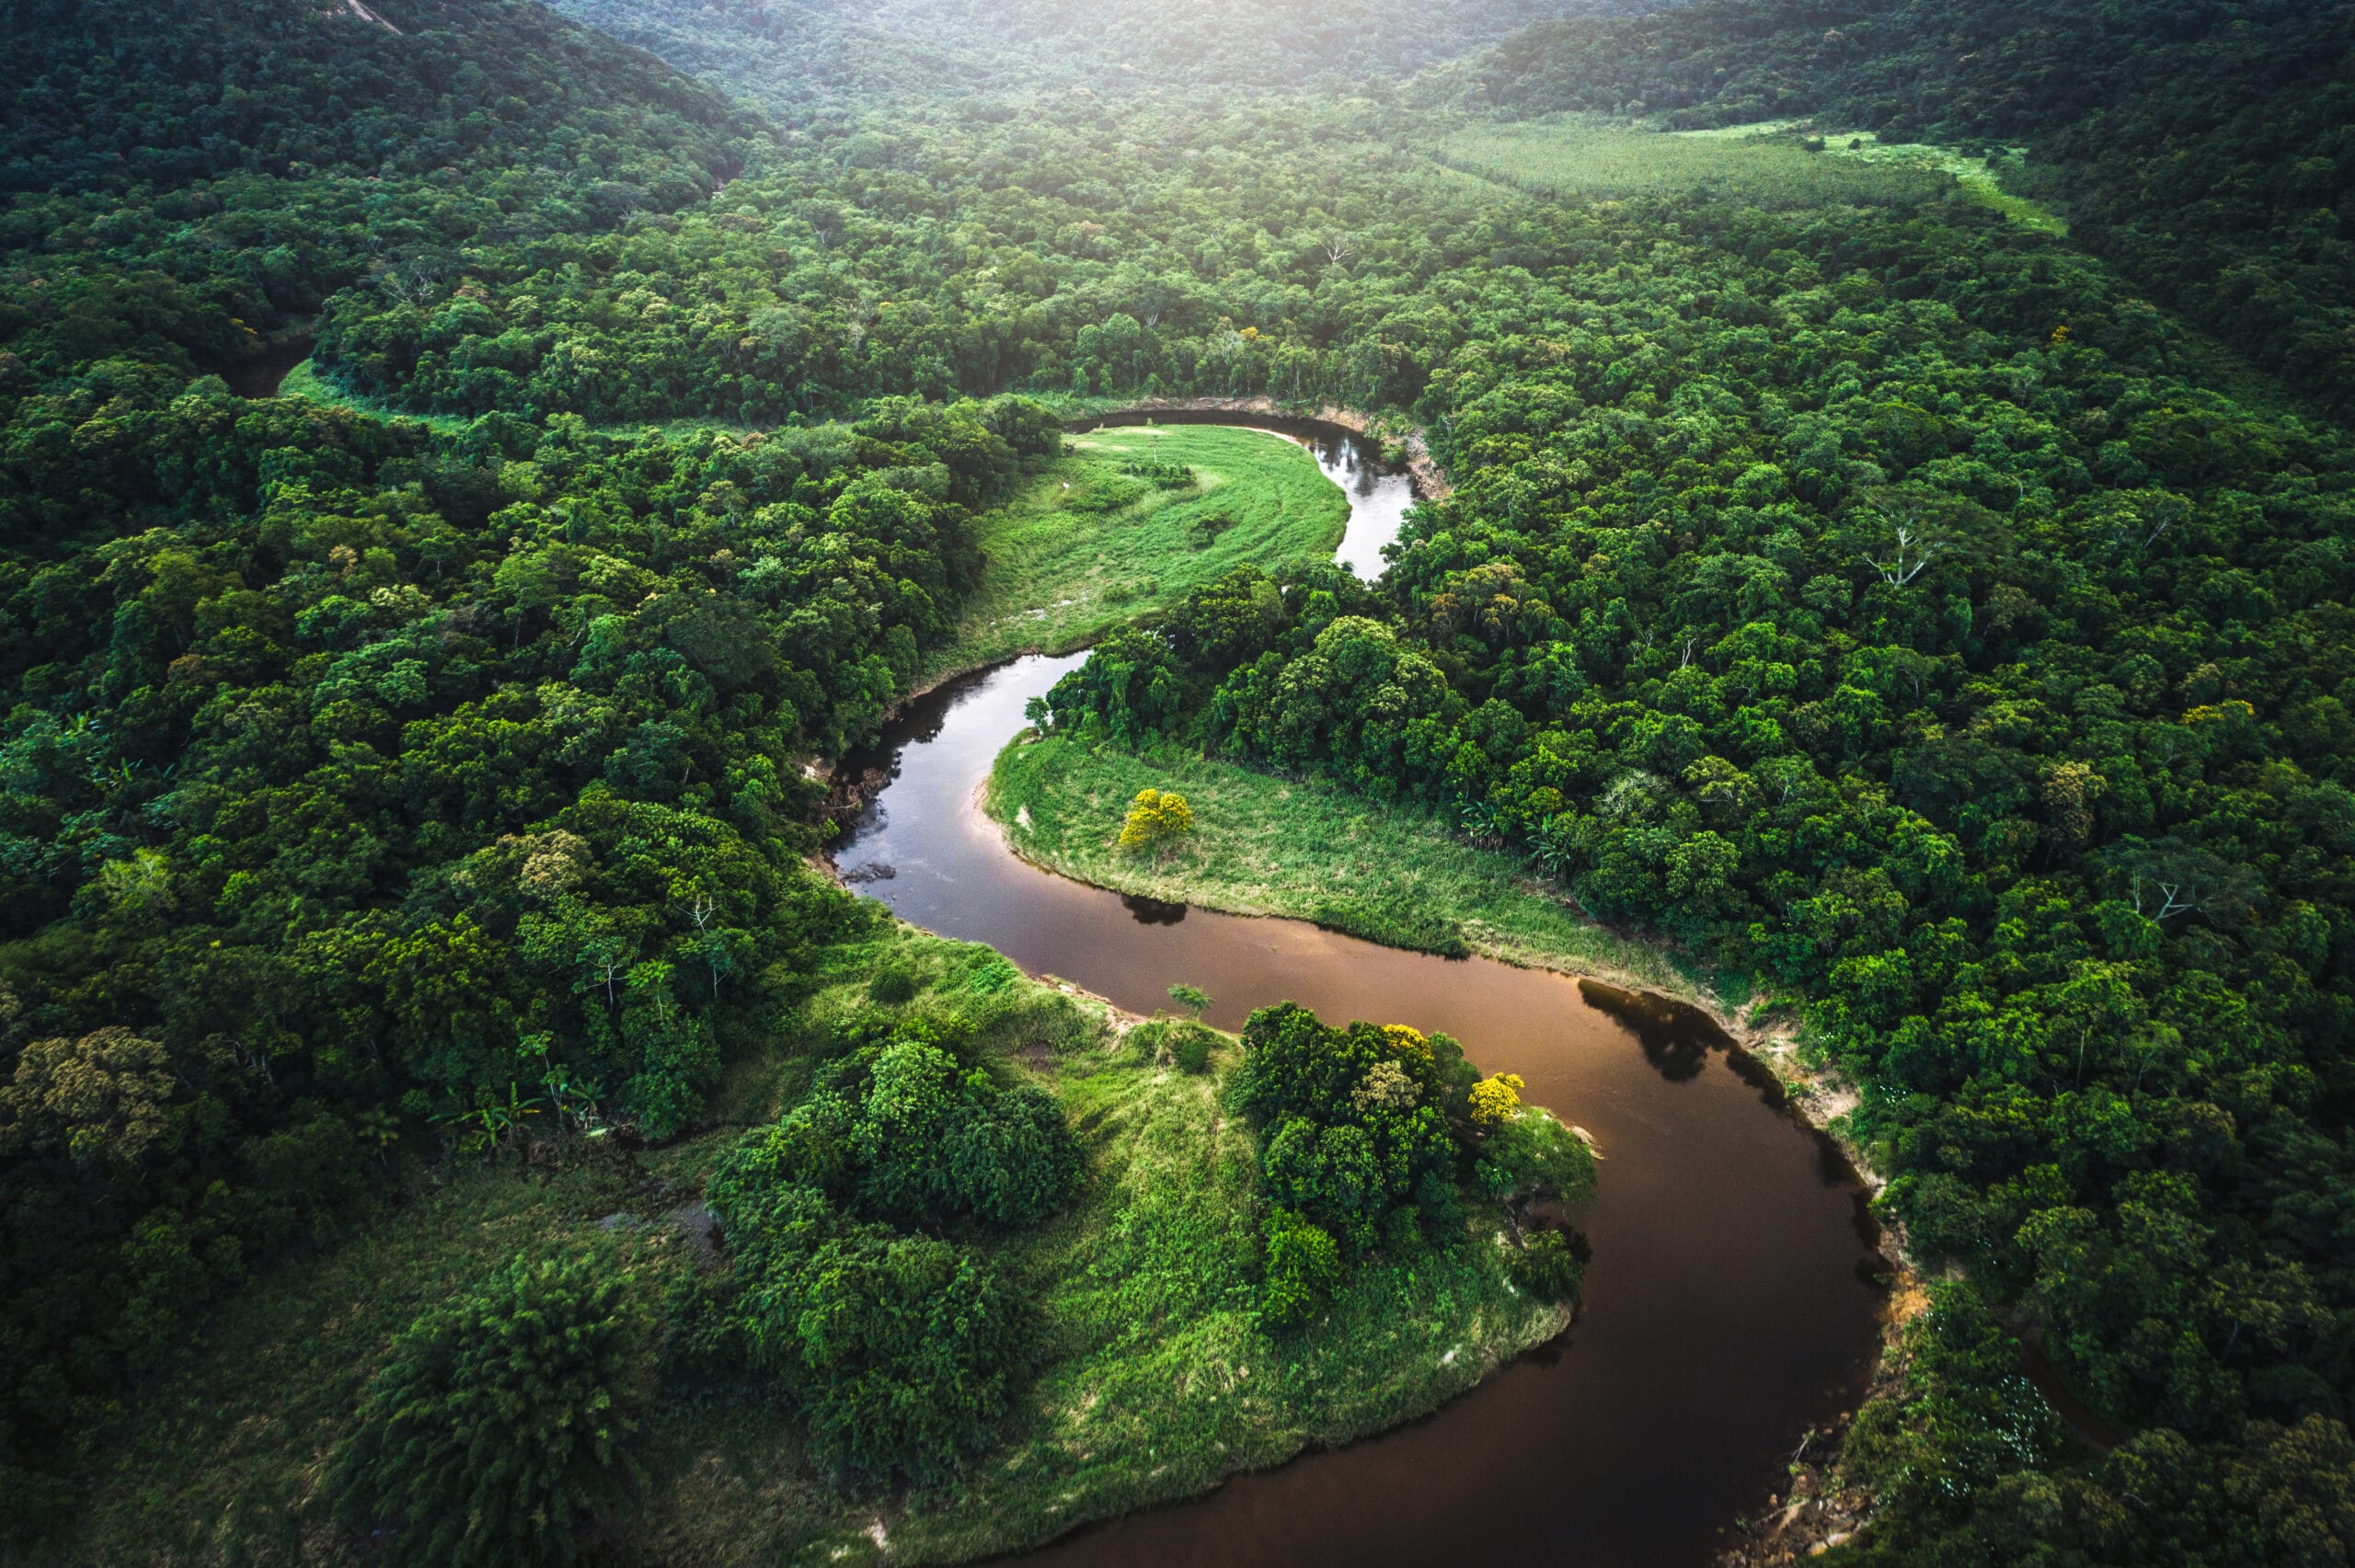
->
[[1581, 979, 1714, 1082], [1121, 892, 1188, 925]]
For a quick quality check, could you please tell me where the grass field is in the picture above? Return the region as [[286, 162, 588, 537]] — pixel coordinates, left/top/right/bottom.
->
[[1798, 128, 2067, 235], [1434, 114, 1943, 209], [930, 423, 1349, 679], [986, 732, 1752, 1013], [63, 926, 1552, 1567]]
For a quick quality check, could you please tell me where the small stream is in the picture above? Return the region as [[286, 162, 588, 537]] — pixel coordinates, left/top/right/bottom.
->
[[833, 423, 1886, 1568]]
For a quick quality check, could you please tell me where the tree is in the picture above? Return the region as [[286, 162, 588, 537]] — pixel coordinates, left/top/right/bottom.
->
[[1167, 982, 1213, 1018], [1119, 787, 1195, 854], [1467, 1072, 1524, 1128], [328, 1251, 654, 1568], [0, 1028, 173, 1169], [742, 1228, 1025, 1484]]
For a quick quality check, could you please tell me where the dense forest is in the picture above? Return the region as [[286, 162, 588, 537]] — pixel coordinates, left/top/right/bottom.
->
[[5, 0, 2354, 1560], [1450, 0, 2355, 421]]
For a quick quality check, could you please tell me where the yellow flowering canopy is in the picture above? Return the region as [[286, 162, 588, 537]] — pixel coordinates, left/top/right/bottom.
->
[[1467, 1071, 1524, 1127], [1118, 787, 1195, 852]]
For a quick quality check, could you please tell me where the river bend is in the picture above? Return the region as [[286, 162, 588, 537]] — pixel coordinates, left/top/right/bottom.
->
[[833, 425, 1885, 1568]]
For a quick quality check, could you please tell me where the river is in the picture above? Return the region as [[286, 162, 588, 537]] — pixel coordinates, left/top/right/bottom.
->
[[833, 424, 1887, 1568]]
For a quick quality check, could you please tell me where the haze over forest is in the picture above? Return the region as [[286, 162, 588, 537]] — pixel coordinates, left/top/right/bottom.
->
[[3, 0, 2353, 1563]]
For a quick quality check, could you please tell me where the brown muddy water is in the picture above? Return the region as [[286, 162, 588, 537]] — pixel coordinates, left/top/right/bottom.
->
[[830, 425, 1884, 1566]]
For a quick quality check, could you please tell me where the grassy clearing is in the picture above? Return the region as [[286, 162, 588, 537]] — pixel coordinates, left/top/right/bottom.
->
[[931, 422, 1348, 679], [66, 925, 1550, 1567], [1800, 129, 2068, 235], [987, 732, 1752, 1013], [1434, 113, 1942, 208]]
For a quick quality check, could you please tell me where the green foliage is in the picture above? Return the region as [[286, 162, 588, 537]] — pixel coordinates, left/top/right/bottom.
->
[[1442, 117, 1942, 208], [327, 1249, 654, 1568], [1259, 1207, 1344, 1329], [1502, 1228, 1583, 1301], [1235, 1004, 1475, 1275], [1169, 1022, 1217, 1074], [695, 1009, 1084, 1482], [937, 427, 1350, 675], [1454, 0, 2355, 422], [10, 0, 2355, 1549], [741, 1221, 1027, 1486], [867, 967, 919, 1005], [1476, 1106, 1598, 1207]]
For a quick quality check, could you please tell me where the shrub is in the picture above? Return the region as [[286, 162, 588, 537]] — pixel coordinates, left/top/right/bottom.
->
[[1263, 1116, 1385, 1251], [1118, 786, 1194, 853], [867, 967, 919, 1005], [1505, 1228, 1584, 1301], [947, 1084, 1087, 1227], [852, 1039, 1084, 1230], [1169, 1021, 1217, 1073], [1260, 1207, 1343, 1330], [742, 1227, 1026, 1484], [1476, 1107, 1597, 1207], [853, 1040, 971, 1222], [1467, 1071, 1524, 1127], [328, 1251, 654, 1568], [710, 1094, 859, 1208]]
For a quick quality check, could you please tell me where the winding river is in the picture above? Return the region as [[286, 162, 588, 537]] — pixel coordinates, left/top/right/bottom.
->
[[834, 425, 1887, 1568]]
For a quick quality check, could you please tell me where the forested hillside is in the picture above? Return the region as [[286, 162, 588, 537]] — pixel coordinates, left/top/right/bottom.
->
[[1448, 0, 2355, 422], [0, 0, 1067, 1536], [5, 0, 2355, 1562]]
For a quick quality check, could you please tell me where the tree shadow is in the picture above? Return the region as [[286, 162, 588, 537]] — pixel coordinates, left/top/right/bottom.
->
[[1122, 892, 1188, 926], [1579, 979, 1718, 1082]]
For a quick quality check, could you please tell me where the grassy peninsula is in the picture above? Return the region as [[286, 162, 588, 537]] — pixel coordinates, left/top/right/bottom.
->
[[933, 423, 1349, 676], [63, 927, 1556, 1567], [987, 732, 1751, 1013]]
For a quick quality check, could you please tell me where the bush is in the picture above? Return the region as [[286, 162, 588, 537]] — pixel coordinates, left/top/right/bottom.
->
[[695, 1011, 1087, 1481], [328, 1251, 654, 1568], [1476, 1107, 1598, 1207], [1118, 786, 1194, 853], [1169, 1021, 1216, 1073], [867, 967, 919, 1004], [1263, 1116, 1385, 1251], [947, 1083, 1087, 1227], [1261, 1207, 1343, 1330], [852, 1038, 1084, 1230], [1505, 1228, 1584, 1301], [1466, 1071, 1524, 1127], [742, 1226, 1026, 1484]]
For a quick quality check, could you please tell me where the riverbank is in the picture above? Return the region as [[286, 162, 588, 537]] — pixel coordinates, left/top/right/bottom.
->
[[988, 731, 1754, 1034]]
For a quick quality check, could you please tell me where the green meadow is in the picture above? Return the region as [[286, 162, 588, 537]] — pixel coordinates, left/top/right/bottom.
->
[[932, 422, 1349, 678], [987, 732, 1750, 1014]]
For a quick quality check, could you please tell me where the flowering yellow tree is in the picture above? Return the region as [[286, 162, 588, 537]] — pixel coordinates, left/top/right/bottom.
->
[[1118, 787, 1194, 854], [1467, 1071, 1524, 1127]]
